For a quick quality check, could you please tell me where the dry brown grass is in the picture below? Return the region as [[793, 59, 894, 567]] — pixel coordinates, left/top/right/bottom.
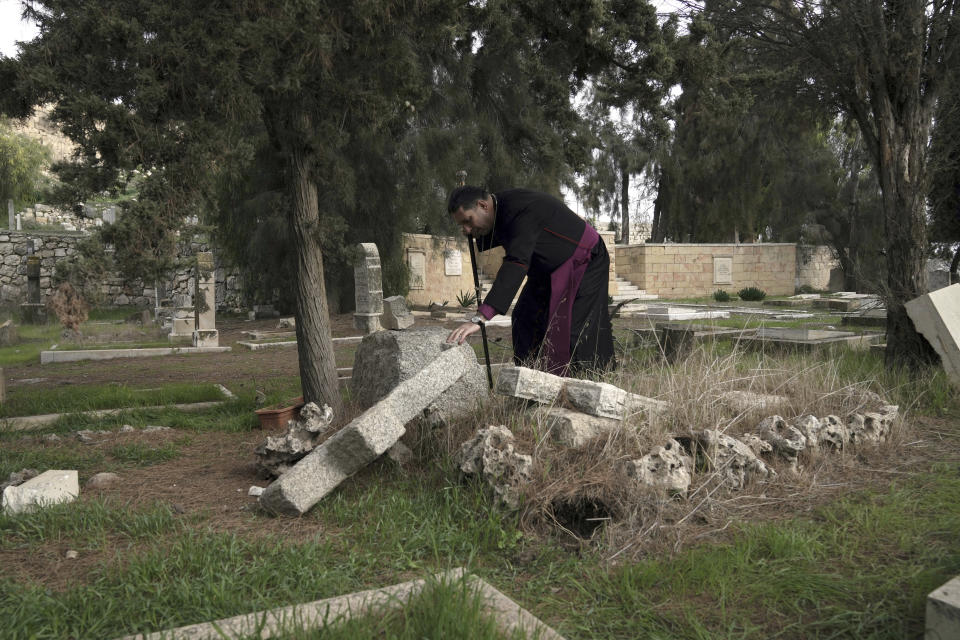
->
[[422, 341, 923, 561]]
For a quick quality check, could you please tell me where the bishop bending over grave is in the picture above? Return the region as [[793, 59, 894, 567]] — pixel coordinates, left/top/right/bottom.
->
[[445, 186, 615, 376]]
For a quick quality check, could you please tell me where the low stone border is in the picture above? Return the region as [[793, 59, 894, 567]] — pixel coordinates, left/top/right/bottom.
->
[[113, 569, 564, 640], [40, 346, 231, 365], [2, 385, 236, 432], [237, 340, 297, 350]]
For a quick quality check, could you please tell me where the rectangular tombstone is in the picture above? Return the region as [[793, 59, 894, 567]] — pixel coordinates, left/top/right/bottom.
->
[[564, 379, 665, 420], [260, 345, 476, 515], [906, 283, 960, 386], [195, 252, 216, 331], [539, 406, 621, 448]]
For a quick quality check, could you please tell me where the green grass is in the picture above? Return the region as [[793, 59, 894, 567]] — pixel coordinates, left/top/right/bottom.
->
[[0, 382, 228, 418]]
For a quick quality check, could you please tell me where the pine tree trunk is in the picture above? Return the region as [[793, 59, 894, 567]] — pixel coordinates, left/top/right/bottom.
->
[[874, 106, 940, 369], [289, 143, 343, 414]]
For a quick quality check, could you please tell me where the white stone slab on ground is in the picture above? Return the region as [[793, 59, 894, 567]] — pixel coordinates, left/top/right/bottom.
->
[[905, 283, 960, 386], [495, 366, 564, 404], [2, 470, 79, 514], [642, 306, 730, 321], [927, 574, 960, 640]]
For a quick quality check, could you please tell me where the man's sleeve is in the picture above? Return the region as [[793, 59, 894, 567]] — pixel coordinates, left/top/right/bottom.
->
[[479, 216, 539, 317]]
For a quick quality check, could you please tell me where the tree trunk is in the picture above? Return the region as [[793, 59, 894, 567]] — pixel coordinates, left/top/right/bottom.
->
[[951, 246, 960, 285], [288, 143, 343, 414], [871, 106, 940, 369], [620, 167, 630, 245]]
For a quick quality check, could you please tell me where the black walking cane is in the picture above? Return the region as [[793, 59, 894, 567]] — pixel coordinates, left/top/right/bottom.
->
[[468, 235, 494, 390], [457, 170, 494, 389]]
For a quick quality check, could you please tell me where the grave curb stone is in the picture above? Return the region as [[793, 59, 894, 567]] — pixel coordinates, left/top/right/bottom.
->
[[2, 469, 79, 514]]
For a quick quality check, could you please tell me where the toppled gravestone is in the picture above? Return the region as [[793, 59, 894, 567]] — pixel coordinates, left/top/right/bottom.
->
[[2, 470, 79, 514], [260, 345, 479, 516], [693, 429, 775, 490], [622, 439, 692, 496], [564, 379, 666, 420], [538, 407, 620, 448], [254, 403, 335, 478], [456, 425, 532, 509], [351, 328, 487, 426], [381, 295, 415, 330], [719, 390, 787, 413], [495, 366, 564, 404]]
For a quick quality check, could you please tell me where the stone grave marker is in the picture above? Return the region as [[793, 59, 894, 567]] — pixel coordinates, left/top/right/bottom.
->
[[192, 251, 218, 347], [905, 283, 960, 386], [354, 243, 383, 334]]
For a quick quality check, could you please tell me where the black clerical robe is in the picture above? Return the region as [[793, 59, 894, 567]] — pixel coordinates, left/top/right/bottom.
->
[[475, 188, 615, 375]]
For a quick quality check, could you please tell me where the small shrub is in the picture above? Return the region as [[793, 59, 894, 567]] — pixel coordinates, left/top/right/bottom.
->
[[713, 289, 731, 302], [737, 286, 767, 301], [47, 282, 89, 334]]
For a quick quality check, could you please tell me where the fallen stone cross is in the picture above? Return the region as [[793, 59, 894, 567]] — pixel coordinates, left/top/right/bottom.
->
[[905, 283, 960, 386], [495, 366, 564, 404], [259, 345, 479, 515]]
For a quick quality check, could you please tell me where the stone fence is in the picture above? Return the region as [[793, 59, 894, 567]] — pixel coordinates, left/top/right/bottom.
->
[[0, 230, 244, 311]]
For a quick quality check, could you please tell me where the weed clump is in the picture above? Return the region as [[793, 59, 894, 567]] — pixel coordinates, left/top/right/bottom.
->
[[737, 286, 767, 301], [47, 282, 89, 337], [713, 289, 731, 302]]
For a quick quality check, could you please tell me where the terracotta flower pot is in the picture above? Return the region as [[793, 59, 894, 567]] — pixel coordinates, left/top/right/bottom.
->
[[254, 396, 304, 429]]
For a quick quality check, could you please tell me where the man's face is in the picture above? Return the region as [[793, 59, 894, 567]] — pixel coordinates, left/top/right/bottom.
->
[[451, 199, 494, 237]]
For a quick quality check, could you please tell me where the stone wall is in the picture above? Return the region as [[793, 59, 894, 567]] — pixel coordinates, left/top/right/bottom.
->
[[615, 243, 797, 298], [0, 230, 244, 311], [796, 245, 840, 292]]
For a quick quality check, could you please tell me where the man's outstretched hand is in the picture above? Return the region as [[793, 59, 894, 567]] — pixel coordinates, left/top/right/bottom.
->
[[446, 321, 482, 345]]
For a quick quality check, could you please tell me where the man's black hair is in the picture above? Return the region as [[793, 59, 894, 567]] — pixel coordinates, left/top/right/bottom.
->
[[447, 185, 489, 214]]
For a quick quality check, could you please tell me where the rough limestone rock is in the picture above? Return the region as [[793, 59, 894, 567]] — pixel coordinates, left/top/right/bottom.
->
[[456, 425, 532, 509], [819, 415, 849, 449], [85, 472, 120, 490], [694, 430, 775, 490], [622, 439, 692, 496], [564, 380, 666, 420], [2, 470, 79, 514], [495, 366, 564, 404], [254, 403, 335, 478], [793, 415, 822, 451], [381, 295, 415, 330], [351, 328, 487, 426], [719, 390, 787, 413], [739, 432, 774, 457], [847, 411, 891, 445], [539, 407, 621, 448], [757, 415, 807, 460], [260, 346, 477, 515]]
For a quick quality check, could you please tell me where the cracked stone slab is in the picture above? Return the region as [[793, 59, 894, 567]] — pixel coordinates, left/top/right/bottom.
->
[[495, 366, 564, 404], [564, 379, 665, 420], [259, 346, 476, 515], [538, 407, 621, 448]]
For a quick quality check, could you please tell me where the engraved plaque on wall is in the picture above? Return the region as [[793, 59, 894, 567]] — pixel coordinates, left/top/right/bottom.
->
[[408, 249, 426, 290], [444, 249, 462, 276], [713, 256, 733, 285]]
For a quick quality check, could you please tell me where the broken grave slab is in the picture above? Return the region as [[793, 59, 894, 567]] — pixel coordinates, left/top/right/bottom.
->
[[564, 379, 666, 420], [905, 283, 960, 386], [2, 470, 79, 514], [259, 345, 476, 516], [495, 365, 564, 404], [538, 406, 621, 448]]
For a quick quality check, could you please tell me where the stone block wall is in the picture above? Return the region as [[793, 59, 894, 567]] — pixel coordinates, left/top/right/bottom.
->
[[0, 230, 244, 311], [796, 245, 839, 292], [615, 243, 796, 298]]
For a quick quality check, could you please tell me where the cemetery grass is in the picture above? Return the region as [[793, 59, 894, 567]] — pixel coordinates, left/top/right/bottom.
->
[[0, 314, 959, 638]]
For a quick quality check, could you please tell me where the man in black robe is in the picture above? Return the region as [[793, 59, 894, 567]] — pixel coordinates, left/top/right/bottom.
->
[[445, 185, 615, 375]]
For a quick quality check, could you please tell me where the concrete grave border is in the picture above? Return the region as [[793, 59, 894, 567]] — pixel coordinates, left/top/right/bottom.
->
[[114, 568, 565, 640], [40, 346, 230, 365]]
